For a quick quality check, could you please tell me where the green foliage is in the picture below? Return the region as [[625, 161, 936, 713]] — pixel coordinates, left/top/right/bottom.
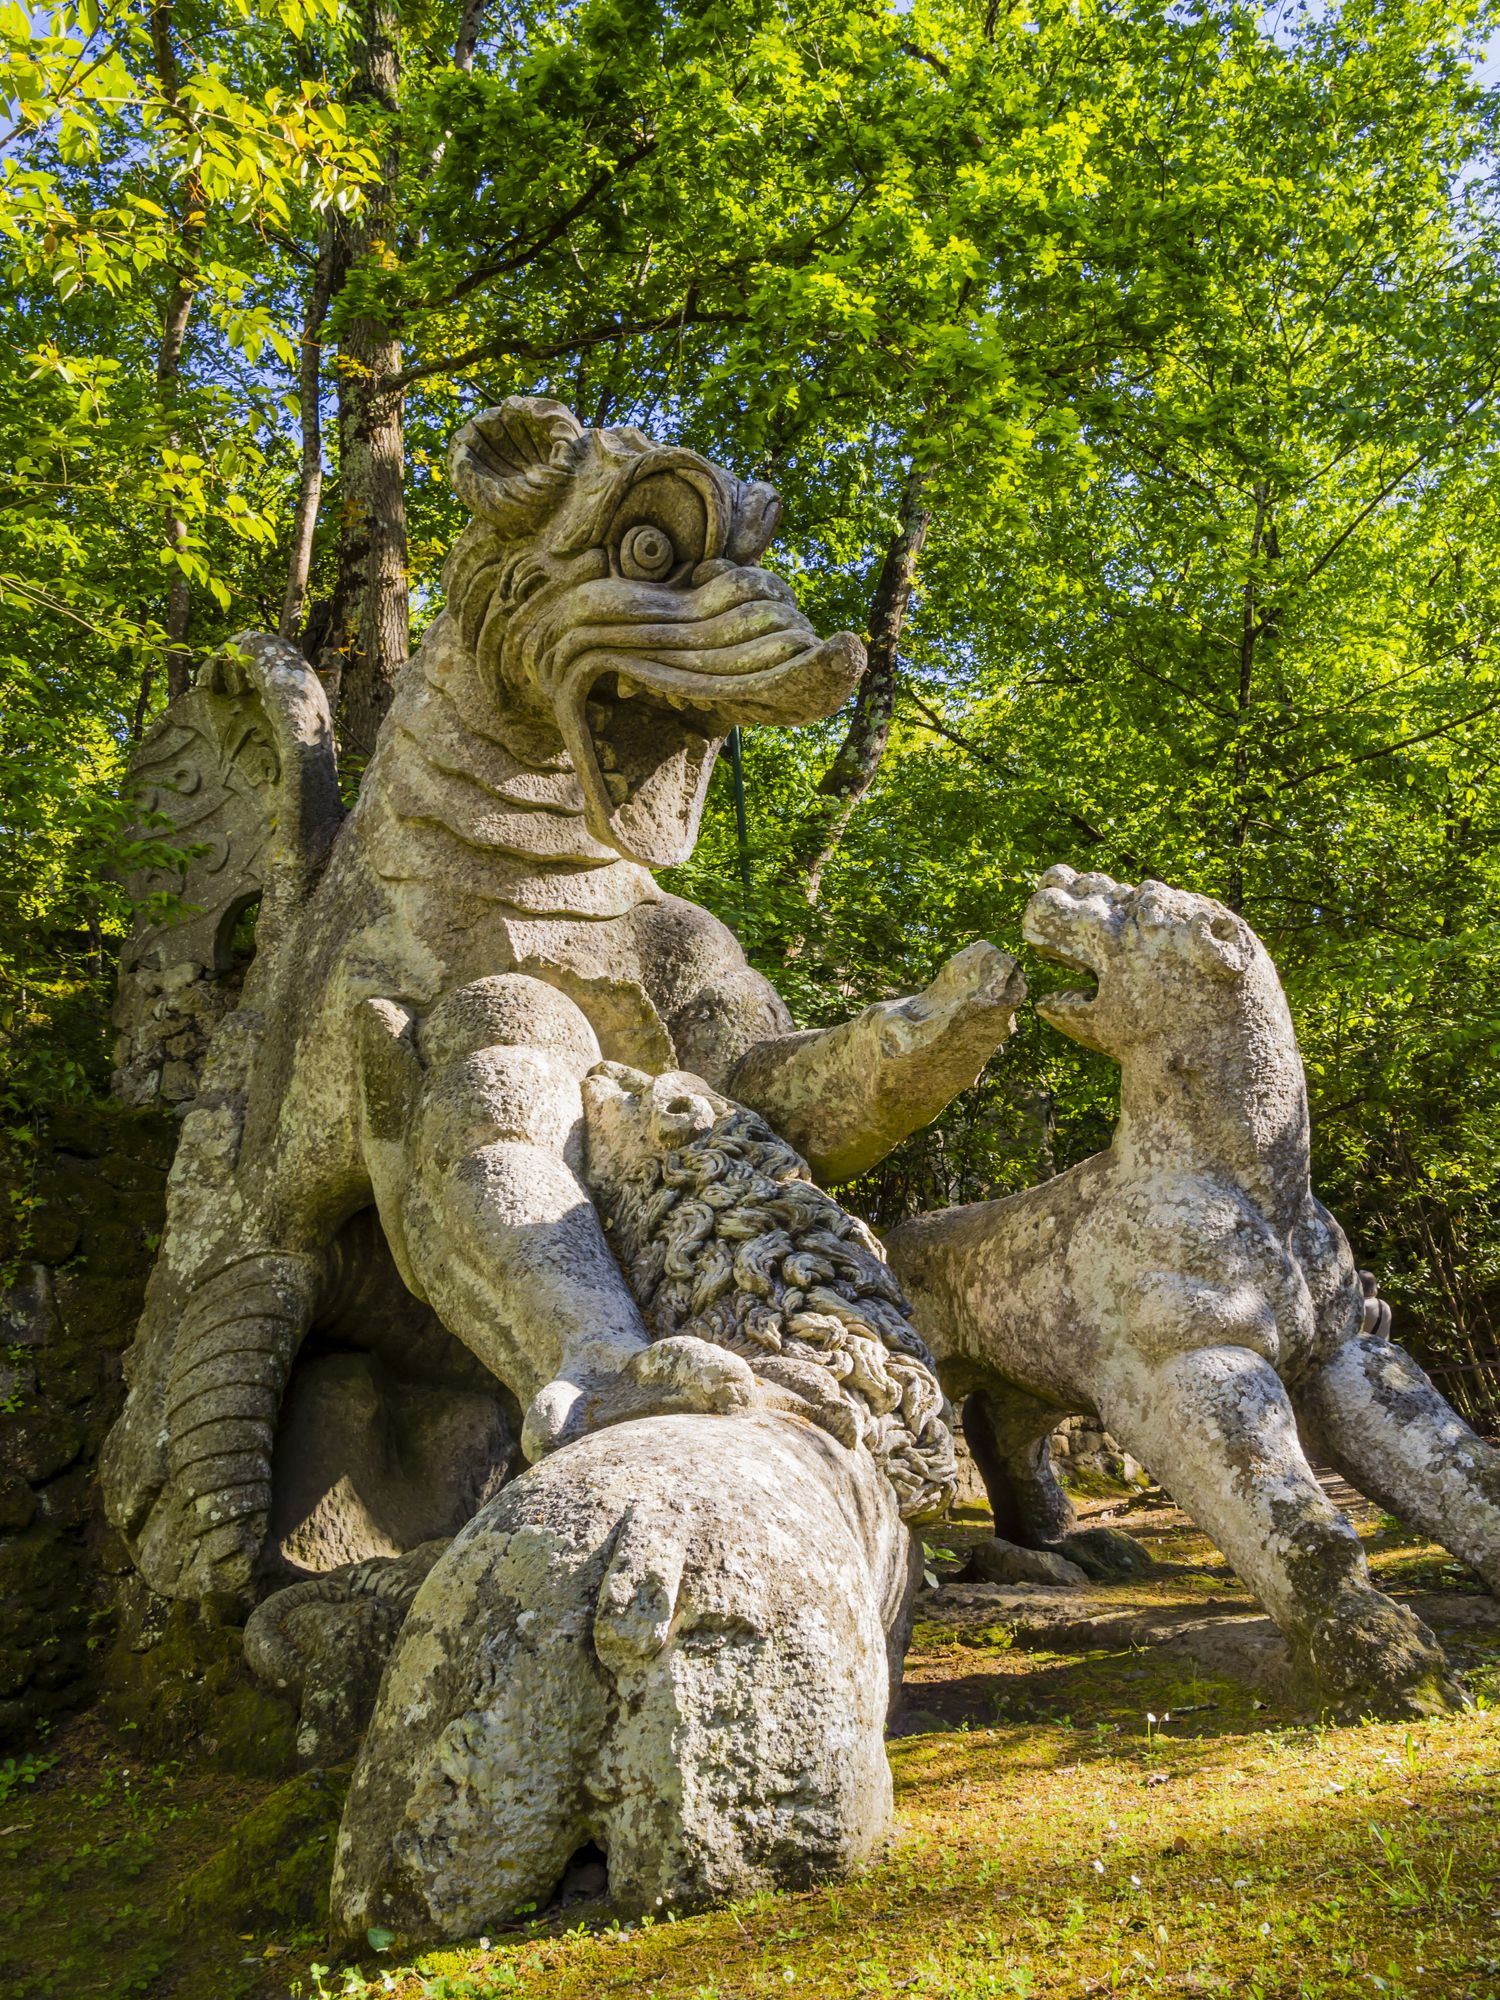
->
[[0, 1751, 58, 1807], [3, 0, 1500, 1407]]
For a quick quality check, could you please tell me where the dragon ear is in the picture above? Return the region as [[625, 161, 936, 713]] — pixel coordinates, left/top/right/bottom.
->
[[448, 397, 585, 533]]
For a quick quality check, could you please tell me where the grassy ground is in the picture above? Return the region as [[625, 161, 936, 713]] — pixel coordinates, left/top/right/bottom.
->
[[4, 1489, 1499, 2000]]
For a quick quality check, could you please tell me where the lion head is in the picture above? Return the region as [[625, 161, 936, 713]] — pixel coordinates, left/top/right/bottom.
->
[[439, 397, 866, 869]]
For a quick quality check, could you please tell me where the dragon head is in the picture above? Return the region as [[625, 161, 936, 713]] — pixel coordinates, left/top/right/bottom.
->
[[441, 397, 866, 868]]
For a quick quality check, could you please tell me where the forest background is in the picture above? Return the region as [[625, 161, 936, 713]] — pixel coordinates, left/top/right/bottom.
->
[[5, 0, 1500, 1427]]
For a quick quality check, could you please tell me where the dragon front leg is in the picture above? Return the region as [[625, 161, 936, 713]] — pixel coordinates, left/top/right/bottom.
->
[[728, 941, 1025, 1184], [357, 975, 756, 1461]]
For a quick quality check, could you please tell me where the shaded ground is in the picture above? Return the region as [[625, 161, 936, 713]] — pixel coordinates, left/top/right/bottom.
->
[[4, 1486, 1499, 1999]]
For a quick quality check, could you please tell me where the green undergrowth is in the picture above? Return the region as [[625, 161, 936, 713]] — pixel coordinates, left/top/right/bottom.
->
[[3, 1502, 1498, 1999], [341, 1694, 1500, 2000]]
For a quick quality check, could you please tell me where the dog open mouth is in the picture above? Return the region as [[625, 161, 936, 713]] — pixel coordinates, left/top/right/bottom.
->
[[1021, 903, 1104, 1026]]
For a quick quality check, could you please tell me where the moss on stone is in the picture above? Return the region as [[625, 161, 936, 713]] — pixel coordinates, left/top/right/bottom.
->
[[102, 1596, 299, 1778], [172, 1766, 349, 1934]]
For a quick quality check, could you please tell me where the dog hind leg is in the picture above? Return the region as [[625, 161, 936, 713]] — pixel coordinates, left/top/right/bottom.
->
[[962, 1387, 1078, 1547], [1296, 1329, 1500, 1597]]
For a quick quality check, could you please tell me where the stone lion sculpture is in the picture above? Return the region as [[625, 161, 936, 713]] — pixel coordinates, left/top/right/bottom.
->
[[332, 1068, 950, 1939], [887, 864, 1500, 1715], [330, 1409, 916, 1940], [101, 396, 1021, 1609], [583, 1062, 956, 1522]]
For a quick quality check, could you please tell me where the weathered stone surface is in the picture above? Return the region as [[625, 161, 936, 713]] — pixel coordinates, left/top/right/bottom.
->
[[0, 1263, 59, 1347], [24, 1203, 81, 1265], [1053, 1420, 1152, 1489], [244, 1541, 449, 1765], [888, 867, 1496, 1716], [0, 1403, 83, 1483], [0, 1471, 36, 1533], [111, 629, 345, 1109], [1055, 1525, 1165, 1581], [962, 1540, 1089, 1588], [33, 1466, 93, 1529], [331, 1411, 914, 1943], [100, 1585, 297, 1777], [103, 399, 1011, 1610], [583, 1062, 955, 1524]]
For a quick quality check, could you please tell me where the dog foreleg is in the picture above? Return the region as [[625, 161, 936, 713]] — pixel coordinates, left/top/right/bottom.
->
[[962, 1387, 1079, 1547], [1097, 1343, 1464, 1715]]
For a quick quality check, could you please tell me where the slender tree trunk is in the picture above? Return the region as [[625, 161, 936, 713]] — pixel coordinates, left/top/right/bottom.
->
[[279, 232, 336, 644], [131, 657, 154, 742], [783, 465, 931, 902], [150, 1, 204, 702], [1227, 484, 1273, 913], [324, 0, 408, 761], [455, 0, 486, 70]]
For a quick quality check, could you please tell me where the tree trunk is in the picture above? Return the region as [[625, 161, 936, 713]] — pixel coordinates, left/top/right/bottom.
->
[[1226, 486, 1277, 912], [149, 1, 204, 703], [279, 232, 336, 645], [324, 0, 408, 761], [455, 0, 486, 70], [783, 465, 931, 902]]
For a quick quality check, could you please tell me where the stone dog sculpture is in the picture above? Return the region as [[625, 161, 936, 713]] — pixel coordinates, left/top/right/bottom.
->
[[887, 864, 1500, 1715], [101, 395, 1020, 1609]]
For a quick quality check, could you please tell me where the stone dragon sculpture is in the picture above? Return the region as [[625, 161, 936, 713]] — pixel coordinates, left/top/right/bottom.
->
[[107, 383, 1500, 1796], [887, 865, 1500, 1714], [102, 397, 1019, 1609]]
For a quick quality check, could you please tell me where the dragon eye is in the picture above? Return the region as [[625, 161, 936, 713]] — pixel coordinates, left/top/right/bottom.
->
[[619, 523, 675, 581]]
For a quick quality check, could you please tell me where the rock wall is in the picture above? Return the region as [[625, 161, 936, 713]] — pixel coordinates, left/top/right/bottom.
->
[[0, 1105, 175, 1743], [1052, 1415, 1151, 1491]]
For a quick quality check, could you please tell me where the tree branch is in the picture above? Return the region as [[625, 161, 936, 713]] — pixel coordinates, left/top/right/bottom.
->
[[390, 303, 747, 390], [433, 138, 659, 308], [1279, 694, 1500, 792]]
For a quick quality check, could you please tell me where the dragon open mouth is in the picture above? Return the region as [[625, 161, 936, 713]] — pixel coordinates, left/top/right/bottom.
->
[[542, 593, 864, 866]]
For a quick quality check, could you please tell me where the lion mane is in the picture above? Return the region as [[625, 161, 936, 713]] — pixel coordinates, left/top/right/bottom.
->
[[603, 1105, 956, 1525]]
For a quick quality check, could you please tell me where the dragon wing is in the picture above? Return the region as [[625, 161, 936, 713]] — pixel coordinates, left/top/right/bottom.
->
[[119, 630, 343, 980], [112, 632, 344, 1105]]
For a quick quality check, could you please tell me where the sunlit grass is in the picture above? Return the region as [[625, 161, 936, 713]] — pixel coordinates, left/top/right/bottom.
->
[[342, 1696, 1500, 1999], [5, 1494, 1497, 2000]]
